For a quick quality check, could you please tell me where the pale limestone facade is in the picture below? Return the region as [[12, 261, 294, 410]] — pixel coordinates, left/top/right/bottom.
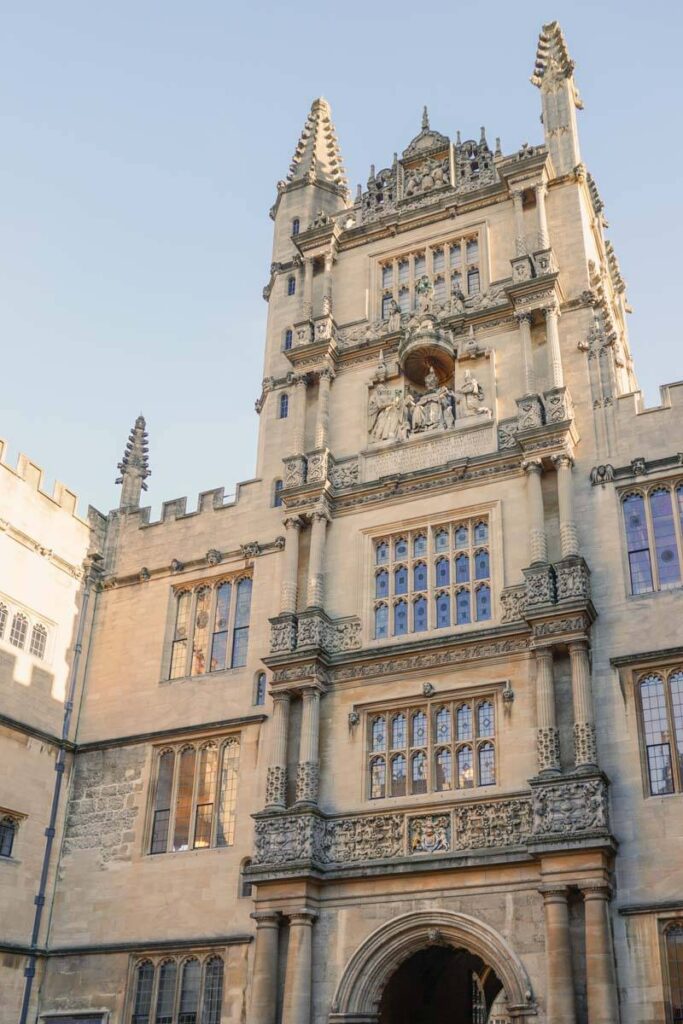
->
[[2, 20, 683, 1024]]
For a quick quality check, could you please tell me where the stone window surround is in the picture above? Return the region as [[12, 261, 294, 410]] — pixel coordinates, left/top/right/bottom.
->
[[372, 218, 489, 319], [124, 949, 227, 1024], [630, 661, 683, 799], [359, 682, 504, 804], [618, 477, 683, 597], [363, 500, 501, 647], [0, 589, 54, 665], [0, 806, 25, 862]]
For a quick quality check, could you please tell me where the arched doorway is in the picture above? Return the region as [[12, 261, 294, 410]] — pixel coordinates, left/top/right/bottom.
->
[[378, 944, 505, 1023]]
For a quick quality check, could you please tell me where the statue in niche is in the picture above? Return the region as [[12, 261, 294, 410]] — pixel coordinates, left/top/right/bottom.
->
[[412, 364, 456, 433], [387, 299, 402, 332], [368, 363, 457, 444], [456, 369, 489, 417], [415, 274, 434, 313], [368, 384, 406, 442]]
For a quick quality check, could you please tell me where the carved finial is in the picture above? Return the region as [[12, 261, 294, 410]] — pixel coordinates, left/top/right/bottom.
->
[[456, 129, 462, 146], [286, 97, 349, 196], [422, 105, 430, 130], [115, 414, 151, 510], [480, 126, 486, 144], [495, 137, 502, 156]]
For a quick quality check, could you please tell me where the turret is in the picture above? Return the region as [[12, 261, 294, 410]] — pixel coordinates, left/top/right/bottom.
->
[[115, 414, 151, 510], [531, 21, 583, 176]]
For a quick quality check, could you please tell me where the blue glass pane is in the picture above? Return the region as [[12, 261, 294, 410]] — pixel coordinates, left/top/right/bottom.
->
[[391, 754, 406, 796], [375, 571, 389, 598], [436, 593, 450, 628], [474, 521, 488, 543], [455, 526, 468, 548], [455, 554, 469, 583], [479, 743, 495, 786], [476, 585, 491, 621], [394, 538, 408, 559], [394, 601, 408, 636], [395, 566, 408, 595], [436, 559, 450, 586], [392, 714, 406, 748], [372, 717, 386, 751], [623, 494, 648, 550], [456, 590, 471, 624], [412, 711, 427, 745], [650, 489, 681, 587], [375, 605, 389, 639], [413, 534, 427, 555], [414, 597, 427, 632], [413, 563, 427, 591], [382, 294, 392, 319], [478, 701, 494, 737], [435, 529, 449, 552], [376, 542, 389, 565], [475, 550, 490, 580]]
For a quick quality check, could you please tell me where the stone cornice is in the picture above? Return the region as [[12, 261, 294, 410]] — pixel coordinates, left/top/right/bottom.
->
[[75, 714, 267, 753], [0, 934, 253, 959]]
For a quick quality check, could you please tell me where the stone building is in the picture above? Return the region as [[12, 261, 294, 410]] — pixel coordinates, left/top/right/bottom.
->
[[2, 19, 683, 1024]]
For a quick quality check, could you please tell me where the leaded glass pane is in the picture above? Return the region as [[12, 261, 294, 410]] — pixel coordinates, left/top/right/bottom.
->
[[395, 566, 408, 595], [382, 294, 393, 319], [193, 745, 217, 849], [202, 957, 224, 1024], [450, 244, 461, 267], [474, 520, 488, 543], [29, 624, 47, 659], [435, 748, 452, 791], [436, 592, 450, 628], [451, 271, 462, 293], [376, 541, 389, 565], [173, 748, 196, 851], [457, 745, 474, 788], [670, 671, 683, 780], [455, 554, 469, 583], [398, 287, 410, 313], [375, 570, 389, 598], [392, 713, 406, 749], [371, 757, 386, 798], [382, 265, 393, 289], [155, 961, 177, 1024], [412, 751, 427, 794], [170, 592, 191, 679], [436, 558, 450, 586], [456, 589, 471, 625], [466, 238, 479, 263], [478, 701, 495, 737], [432, 248, 445, 272], [394, 537, 408, 559], [434, 277, 446, 302], [413, 562, 427, 591], [435, 707, 451, 742], [414, 596, 427, 632], [394, 600, 408, 636], [216, 739, 240, 847], [372, 717, 386, 751], [210, 582, 231, 672], [132, 960, 154, 1024], [479, 742, 496, 786], [412, 710, 427, 746], [476, 585, 491, 621], [413, 533, 427, 556], [475, 550, 490, 580], [467, 269, 480, 294], [456, 704, 472, 740], [0, 818, 16, 858], [435, 528, 449, 552], [455, 525, 468, 548], [391, 754, 406, 796], [666, 926, 683, 1023], [374, 604, 389, 639], [9, 613, 27, 649], [151, 750, 174, 854], [255, 672, 266, 706], [640, 675, 674, 795], [398, 260, 409, 284], [191, 588, 211, 676], [650, 489, 681, 587], [178, 958, 200, 1024], [414, 253, 426, 277], [623, 494, 653, 593]]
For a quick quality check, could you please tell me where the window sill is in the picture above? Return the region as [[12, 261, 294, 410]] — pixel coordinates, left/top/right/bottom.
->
[[627, 584, 683, 600], [0, 855, 20, 867], [368, 619, 496, 647], [366, 784, 501, 809], [160, 666, 247, 686]]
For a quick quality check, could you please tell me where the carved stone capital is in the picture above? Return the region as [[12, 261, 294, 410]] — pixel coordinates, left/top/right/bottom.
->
[[289, 909, 318, 926], [551, 452, 574, 470], [514, 311, 533, 326], [521, 458, 544, 476], [251, 910, 280, 928], [580, 881, 613, 901], [283, 516, 304, 532]]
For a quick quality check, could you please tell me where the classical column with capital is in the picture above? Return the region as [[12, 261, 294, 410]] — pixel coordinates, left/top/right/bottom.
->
[[535, 648, 561, 773], [552, 454, 580, 558], [536, 181, 550, 249], [569, 639, 598, 769], [296, 687, 321, 805], [314, 366, 335, 450], [540, 885, 577, 1024], [545, 303, 564, 389], [516, 312, 536, 395], [280, 517, 302, 616], [523, 459, 548, 564], [265, 692, 290, 809], [247, 911, 280, 1024], [307, 507, 329, 608], [282, 910, 317, 1024], [582, 884, 620, 1024]]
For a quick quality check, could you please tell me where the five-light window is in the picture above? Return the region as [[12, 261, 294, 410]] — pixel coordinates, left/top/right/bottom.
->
[[169, 577, 252, 680], [622, 482, 683, 594], [131, 954, 224, 1024], [637, 668, 683, 795], [379, 233, 481, 318], [150, 737, 240, 854], [367, 695, 497, 799]]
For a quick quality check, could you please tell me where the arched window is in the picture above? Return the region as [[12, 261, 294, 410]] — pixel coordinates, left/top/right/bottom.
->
[[435, 707, 451, 743], [394, 565, 408, 595], [9, 613, 27, 649], [375, 540, 389, 565], [476, 584, 491, 621], [209, 582, 231, 673], [456, 704, 472, 740], [173, 747, 196, 852], [216, 738, 240, 847], [394, 537, 408, 559], [202, 957, 225, 1024], [150, 750, 175, 854], [457, 745, 474, 788], [436, 557, 450, 586], [479, 742, 496, 786], [178, 958, 201, 1024], [412, 710, 427, 746], [623, 493, 653, 593], [279, 393, 289, 419], [239, 859, 253, 898], [413, 533, 427, 556], [370, 756, 386, 799], [435, 592, 450, 628], [393, 599, 408, 636], [375, 570, 389, 599], [371, 716, 386, 751], [273, 479, 284, 507], [131, 960, 154, 1024], [0, 816, 16, 858], [413, 562, 427, 591], [467, 268, 480, 295], [193, 744, 218, 849], [170, 591, 191, 679], [456, 588, 471, 625], [474, 549, 490, 580], [29, 623, 47, 659], [287, 275, 296, 296], [650, 488, 681, 587], [391, 713, 406, 749], [381, 294, 393, 320], [231, 578, 252, 668], [435, 528, 449, 552], [284, 328, 293, 351], [455, 554, 469, 583], [254, 672, 266, 706], [435, 748, 452, 791], [665, 924, 683, 1022], [413, 595, 427, 632], [473, 520, 488, 543], [412, 751, 427, 794], [156, 960, 177, 1022], [0, 604, 7, 640], [477, 701, 495, 737], [455, 525, 469, 548], [640, 673, 676, 795], [391, 753, 407, 797], [191, 588, 211, 676], [291, 217, 300, 236], [374, 603, 388, 639]]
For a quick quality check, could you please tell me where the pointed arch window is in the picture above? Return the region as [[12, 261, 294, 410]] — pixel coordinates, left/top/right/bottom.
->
[[284, 328, 293, 351], [156, 960, 177, 1023], [378, 234, 482, 316], [370, 756, 386, 799], [287, 275, 296, 296], [273, 479, 284, 507], [150, 750, 175, 854], [621, 479, 683, 595], [664, 924, 683, 1023], [371, 716, 386, 752], [435, 748, 452, 791], [254, 672, 267, 706], [178, 958, 201, 1024], [291, 217, 300, 236], [202, 957, 224, 1024], [130, 956, 226, 1024], [393, 599, 408, 636], [170, 576, 253, 680], [279, 393, 289, 419], [413, 595, 427, 632], [374, 603, 389, 639], [29, 623, 47, 659], [132, 960, 155, 1024], [0, 816, 17, 858], [375, 569, 389, 599], [9, 612, 28, 649], [638, 669, 683, 795]]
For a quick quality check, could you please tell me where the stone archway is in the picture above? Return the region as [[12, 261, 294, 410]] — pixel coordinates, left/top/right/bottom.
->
[[329, 909, 536, 1023]]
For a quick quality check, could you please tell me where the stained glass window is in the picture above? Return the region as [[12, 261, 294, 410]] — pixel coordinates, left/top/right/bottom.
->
[[457, 704, 472, 740], [650, 489, 681, 588], [623, 493, 653, 593], [455, 554, 469, 583], [413, 533, 427, 556], [456, 589, 471, 625], [291, 218, 300, 236], [231, 578, 252, 668], [376, 541, 389, 565], [414, 596, 428, 632], [375, 570, 389, 598], [394, 537, 408, 559], [455, 525, 468, 548], [371, 717, 386, 751], [193, 744, 217, 849], [170, 592, 191, 679], [639, 670, 683, 795], [374, 603, 389, 639], [392, 713, 407, 749], [395, 565, 408, 595], [479, 742, 495, 786], [476, 585, 491, 622], [216, 739, 240, 847], [435, 707, 451, 743], [436, 557, 450, 586], [191, 588, 211, 676], [150, 750, 175, 854], [279, 393, 289, 418], [394, 600, 408, 636], [287, 276, 296, 296], [436, 592, 450, 628], [413, 562, 427, 591]]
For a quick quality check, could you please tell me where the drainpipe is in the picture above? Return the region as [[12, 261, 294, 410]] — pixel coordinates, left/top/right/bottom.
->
[[19, 556, 100, 1024]]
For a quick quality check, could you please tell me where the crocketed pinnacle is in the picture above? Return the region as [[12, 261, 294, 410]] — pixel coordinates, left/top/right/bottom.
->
[[531, 21, 576, 86], [287, 97, 349, 195], [115, 414, 151, 509]]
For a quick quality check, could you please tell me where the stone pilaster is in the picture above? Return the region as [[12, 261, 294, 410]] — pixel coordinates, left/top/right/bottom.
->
[[282, 910, 317, 1024], [296, 687, 321, 805], [552, 453, 579, 558], [314, 366, 335, 450], [582, 883, 620, 1024], [280, 517, 302, 615], [535, 181, 550, 250], [544, 302, 564, 389], [307, 506, 330, 608], [511, 187, 527, 255], [540, 885, 577, 1024], [265, 693, 291, 809], [522, 459, 548, 564], [302, 257, 314, 319], [535, 648, 561, 774], [569, 639, 598, 769], [515, 311, 537, 395], [292, 375, 308, 456], [247, 910, 280, 1024], [322, 252, 334, 314]]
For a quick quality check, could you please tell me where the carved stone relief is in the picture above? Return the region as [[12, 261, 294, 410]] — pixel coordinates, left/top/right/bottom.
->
[[531, 777, 609, 836], [409, 814, 451, 854], [453, 798, 532, 850]]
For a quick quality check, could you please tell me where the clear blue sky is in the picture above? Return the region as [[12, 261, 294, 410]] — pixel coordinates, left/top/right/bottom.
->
[[1, 1, 679, 516]]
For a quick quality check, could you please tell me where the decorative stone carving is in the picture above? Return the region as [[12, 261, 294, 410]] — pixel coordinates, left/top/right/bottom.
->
[[348, 710, 360, 728], [296, 761, 319, 804], [322, 814, 404, 864], [139, 567, 150, 582], [631, 457, 646, 476], [516, 394, 544, 431], [306, 450, 329, 484], [523, 564, 556, 607], [537, 727, 561, 774], [409, 814, 451, 854], [498, 419, 519, 450], [422, 682, 435, 697], [555, 558, 591, 603], [532, 614, 589, 639], [241, 541, 261, 559], [454, 798, 532, 850], [330, 458, 360, 489], [264, 766, 287, 808], [499, 585, 527, 623], [170, 559, 184, 574], [254, 811, 324, 865], [206, 548, 222, 566], [295, 612, 362, 654], [270, 618, 297, 654], [297, 614, 326, 649], [531, 776, 609, 836], [455, 370, 490, 417], [589, 464, 614, 487], [362, 421, 495, 481], [283, 455, 307, 488], [543, 385, 573, 424], [511, 254, 535, 282], [574, 722, 598, 766]]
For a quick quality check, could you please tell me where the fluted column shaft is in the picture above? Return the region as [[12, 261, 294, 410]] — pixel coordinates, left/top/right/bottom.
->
[[535, 648, 561, 773], [302, 258, 313, 319], [540, 886, 577, 1024], [553, 454, 579, 558], [307, 510, 329, 608], [248, 911, 280, 1024], [322, 253, 334, 314], [523, 460, 548, 564], [516, 312, 536, 394], [265, 693, 290, 809], [569, 640, 598, 769], [536, 182, 550, 249], [314, 368, 334, 450], [292, 377, 308, 456], [545, 304, 564, 389], [511, 188, 527, 255], [282, 910, 317, 1024], [280, 517, 302, 615], [582, 885, 620, 1024], [296, 687, 321, 805]]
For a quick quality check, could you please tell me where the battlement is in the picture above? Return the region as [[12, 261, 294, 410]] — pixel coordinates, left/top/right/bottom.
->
[[615, 380, 683, 418], [119, 477, 261, 531], [0, 437, 96, 526]]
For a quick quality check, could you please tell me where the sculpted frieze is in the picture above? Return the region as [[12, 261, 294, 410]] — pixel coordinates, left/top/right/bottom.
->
[[531, 777, 609, 837], [409, 814, 451, 854], [454, 798, 532, 850]]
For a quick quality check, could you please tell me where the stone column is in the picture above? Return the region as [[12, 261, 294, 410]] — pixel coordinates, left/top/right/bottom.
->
[[314, 367, 335, 450], [292, 375, 308, 456], [569, 639, 598, 769], [282, 910, 317, 1024], [302, 257, 313, 319], [545, 303, 564, 389], [322, 252, 334, 314], [516, 312, 536, 394], [511, 188, 527, 255], [280, 517, 302, 615], [265, 692, 291, 809], [296, 687, 321, 805], [536, 181, 550, 250], [307, 507, 329, 608], [582, 884, 620, 1024], [248, 911, 280, 1024], [535, 648, 561, 774], [540, 886, 577, 1024], [522, 459, 548, 564], [552, 454, 579, 558]]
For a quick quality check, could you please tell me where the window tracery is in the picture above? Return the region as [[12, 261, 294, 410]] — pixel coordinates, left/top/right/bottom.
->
[[622, 481, 683, 594], [379, 233, 481, 319], [367, 695, 497, 799], [169, 576, 252, 680], [130, 954, 224, 1024], [637, 668, 683, 796]]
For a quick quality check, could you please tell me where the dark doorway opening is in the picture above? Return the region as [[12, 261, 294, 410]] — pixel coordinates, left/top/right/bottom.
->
[[378, 944, 504, 1024]]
